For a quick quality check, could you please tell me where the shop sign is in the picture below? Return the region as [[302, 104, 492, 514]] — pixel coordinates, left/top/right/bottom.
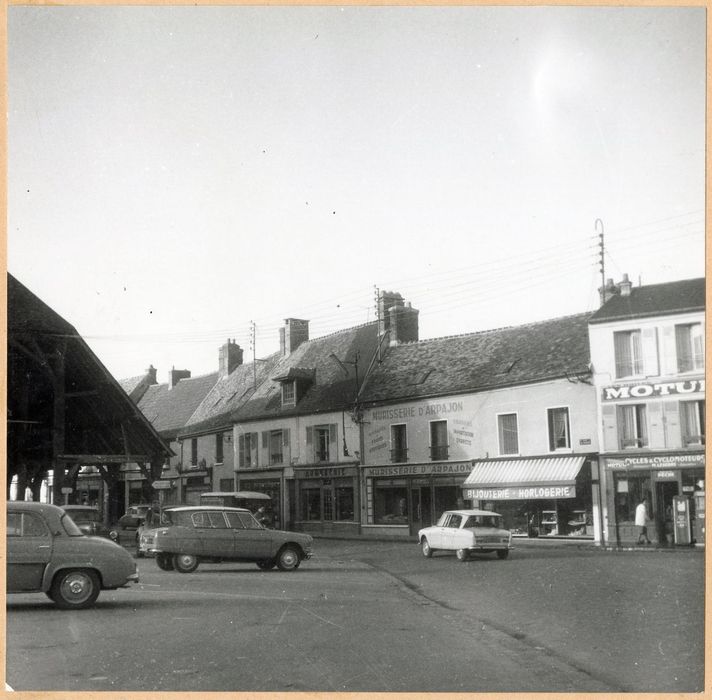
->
[[152, 480, 173, 490], [364, 462, 472, 478], [297, 467, 349, 479], [602, 379, 704, 401], [464, 485, 576, 500], [606, 454, 705, 470], [370, 400, 465, 422], [655, 471, 676, 480]]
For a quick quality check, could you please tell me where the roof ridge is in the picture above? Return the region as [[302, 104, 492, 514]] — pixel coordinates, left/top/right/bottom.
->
[[302, 320, 378, 344]]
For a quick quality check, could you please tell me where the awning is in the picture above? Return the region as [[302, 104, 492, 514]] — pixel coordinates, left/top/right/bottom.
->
[[462, 455, 586, 500]]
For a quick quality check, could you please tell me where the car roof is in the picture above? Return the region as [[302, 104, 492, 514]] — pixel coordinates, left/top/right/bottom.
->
[[8, 500, 65, 514], [63, 505, 98, 511], [163, 505, 250, 513], [444, 509, 502, 517]]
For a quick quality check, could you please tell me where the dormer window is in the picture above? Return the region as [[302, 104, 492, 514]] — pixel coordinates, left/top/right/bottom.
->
[[282, 381, 296, 407]]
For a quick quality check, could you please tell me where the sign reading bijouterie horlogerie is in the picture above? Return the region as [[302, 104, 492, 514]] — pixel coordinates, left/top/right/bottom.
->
[[602, 379, 704, 401], [463, 485, 576, 500], [605, 454, 705, 470]]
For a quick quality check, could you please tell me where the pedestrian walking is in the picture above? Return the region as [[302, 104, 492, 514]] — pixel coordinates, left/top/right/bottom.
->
[[635, 498, 651, 544]]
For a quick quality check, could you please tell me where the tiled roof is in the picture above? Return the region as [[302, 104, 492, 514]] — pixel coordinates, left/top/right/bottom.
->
[[359, 313, 592, 405], [137, 372, 219, 437], [235, 322, 380, 421], [589, 277, 705, 324], [179, 354, 283, 436], [119, 375, 145, 396]]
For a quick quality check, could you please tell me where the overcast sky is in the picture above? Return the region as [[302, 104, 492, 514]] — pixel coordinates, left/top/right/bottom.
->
[[8, 6, 705, 383]]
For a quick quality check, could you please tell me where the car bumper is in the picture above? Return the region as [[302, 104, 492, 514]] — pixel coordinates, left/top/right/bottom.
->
[[120, 571, 140, 587]]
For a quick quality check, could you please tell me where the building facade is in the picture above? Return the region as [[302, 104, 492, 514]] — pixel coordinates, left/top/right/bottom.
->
[[589, 276, 705, 546]]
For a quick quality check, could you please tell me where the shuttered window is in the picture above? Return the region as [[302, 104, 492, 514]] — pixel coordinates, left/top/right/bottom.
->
[[310, 424, 337, 463], [675, 324, 704, 373], [617, 404, 648, 448], [614, 330, 643, 378], [497, 413, 519, 455], [547, 407, 570, 450], [238, 432, 258, 467], [680, 401, 705, 446]]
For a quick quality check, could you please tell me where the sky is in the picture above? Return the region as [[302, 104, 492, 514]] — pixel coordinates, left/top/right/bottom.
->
[[8, 6, 706, 383]]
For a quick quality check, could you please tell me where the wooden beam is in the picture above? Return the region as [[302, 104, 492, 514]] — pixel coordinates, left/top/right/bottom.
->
[[58, 454, 153, 463]]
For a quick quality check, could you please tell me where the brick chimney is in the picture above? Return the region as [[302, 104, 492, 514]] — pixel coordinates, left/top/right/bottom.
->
[[378, 291, 404, 338], [219, 338, 243, 377], [279, 318, 309, 356], [598, 278, 619, 306], [169, 367, 191, 389], [388, 301, 419, 346], [619, 273, 632, 297], [146, 365, 158, 385]]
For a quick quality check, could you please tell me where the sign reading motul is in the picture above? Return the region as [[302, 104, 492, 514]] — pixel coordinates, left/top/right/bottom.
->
[[602, 379, 704, 401]]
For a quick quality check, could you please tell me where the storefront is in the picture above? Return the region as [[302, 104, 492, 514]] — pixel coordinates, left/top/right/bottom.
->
[[291, 464, 360, 536], [462, 455, 598, 540], [362, 461, 473, 538], [602, 452, 705, 546], [237, 470, 284, 530]]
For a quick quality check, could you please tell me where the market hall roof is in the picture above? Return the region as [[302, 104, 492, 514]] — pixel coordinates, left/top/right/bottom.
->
[[7, 273, 172, 465], [589, 277, 705, 324], [359, 312, 593, 405], [234, 321, 380, 421]]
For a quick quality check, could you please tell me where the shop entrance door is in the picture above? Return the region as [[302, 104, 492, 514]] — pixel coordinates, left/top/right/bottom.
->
[[655, 480, 679, 545], [409, 484, 432, 536]]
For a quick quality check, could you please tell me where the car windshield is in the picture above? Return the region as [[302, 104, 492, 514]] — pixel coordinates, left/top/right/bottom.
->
[[61, 513, 85, 536], [66, 510, 100, 523]]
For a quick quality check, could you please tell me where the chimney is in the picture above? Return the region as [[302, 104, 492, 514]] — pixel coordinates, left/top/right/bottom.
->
[[598, 277, 619, 306], [388, 301, 419, 346], [281, 318, 309, 356], [146, 365, 158, 385], [169, 367, 191, 389], [619, 273, 632, 297], [219, 338, 243, 377], [378, 291, 405, 338]]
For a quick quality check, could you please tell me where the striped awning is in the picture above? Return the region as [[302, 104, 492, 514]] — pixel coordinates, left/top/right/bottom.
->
[[462, 455, 586, 500]]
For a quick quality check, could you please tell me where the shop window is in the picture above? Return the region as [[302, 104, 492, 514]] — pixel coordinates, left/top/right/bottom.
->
[[614, 473, 651, 523], [681, 400, 705, 446], [614, 330, 643, 378], [335, 484, 354, 520], [390, 424, 408, 463], [547, 407, 571, 451], [215, 433, 224, 464], [617, 404, 648, 448], [323, 488, 333, 521], [238, 432, 258, 467], [219, 478, 235, 491], [190, 438, 198, 466], [497, 413, 519, 455], [676, 323, 704, 373], [307, 424, 336, 463], [374, 481, 408, 524], [429, 420, 449, 461], [301, 485, 321, 521]]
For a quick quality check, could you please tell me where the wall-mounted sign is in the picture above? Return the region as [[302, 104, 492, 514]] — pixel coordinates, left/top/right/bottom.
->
[[60, 487, 73, 495], [602, 379, 704, 401], [364, 462, 472, 478], [579, 438, 592, 445], [606, 454, 705, 470], [656, 471, 676, 479], [464, 485, 576, 500]]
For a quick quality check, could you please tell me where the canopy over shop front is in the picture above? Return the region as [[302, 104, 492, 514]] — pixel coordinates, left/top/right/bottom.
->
[[463, 455, 586, 500]]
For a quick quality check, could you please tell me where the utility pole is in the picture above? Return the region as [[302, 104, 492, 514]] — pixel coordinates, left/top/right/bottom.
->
[[374, 286, 381, 362], [249, 321, 257, 391], [595, 218, 605, 291]]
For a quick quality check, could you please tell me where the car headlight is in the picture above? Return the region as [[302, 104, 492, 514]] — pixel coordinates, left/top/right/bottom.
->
[[109, 530, 118, 541]]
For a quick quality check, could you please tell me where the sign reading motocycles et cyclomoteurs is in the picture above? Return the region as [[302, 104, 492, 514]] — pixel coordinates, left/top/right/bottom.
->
[[602, 379, 704, 401]]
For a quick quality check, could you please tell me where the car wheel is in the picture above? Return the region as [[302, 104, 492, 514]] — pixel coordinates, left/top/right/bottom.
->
[[156, 553, 175, 571], [496, 549, 510, 560], [456, 548, 469, 562], [256, 559, 276, 570], [173, 553, 199, 573], [421, 538, 433, 558], [50, 569, 100, 609], [276, 546, 301, 571]]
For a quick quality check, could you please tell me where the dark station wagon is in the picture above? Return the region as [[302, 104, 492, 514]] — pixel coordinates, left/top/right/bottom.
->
[[140, 505, 314, 573]]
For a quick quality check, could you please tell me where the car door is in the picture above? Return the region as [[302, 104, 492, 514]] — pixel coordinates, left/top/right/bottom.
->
[[441, 513, 463, 550], [225, 511, 272, 559], [195, 511, 235, 558], [6, 510, 53, 592]]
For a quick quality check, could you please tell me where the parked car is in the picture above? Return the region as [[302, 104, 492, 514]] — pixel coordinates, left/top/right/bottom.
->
[[62, 505, 112, 539], [418, 509, 513, 561], [7, 501, 139, 609], [109, 504, 153, 549], [140, 505, 313, 573]]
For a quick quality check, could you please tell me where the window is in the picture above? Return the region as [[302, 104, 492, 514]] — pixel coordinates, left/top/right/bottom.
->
[[446, 513, 462, 528], [547, 407, 571, 450], [269, 430, 284, 465], [335, 484, 354, 520], [430, 420, 449, 460], [676, 324, 704, 373], [225, 511, 262, 529], [614, 330, 643, 378], [307, 424, 336, 463], [497, 413, 519, 455], [190, 438, 198, 466], [238, 432, 258, 467], [618, 404, 648, 448], [215, 433, 224, 464], [7, 512, 48, 537], [219, 478, 235, 491], [301, 484, 322, 521], [681, 400, 705, 446], [373, 480, 408, 524], [282, 381, 295, 406], [613, 473, 651, 523], [390, 424, 408, 463]]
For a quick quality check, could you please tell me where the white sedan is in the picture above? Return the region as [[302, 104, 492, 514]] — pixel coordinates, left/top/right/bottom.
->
[[418, 509, 512, 561]]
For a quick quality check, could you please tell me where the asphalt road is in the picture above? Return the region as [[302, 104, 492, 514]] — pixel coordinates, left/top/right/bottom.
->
[[5, 539, 705, 693]]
